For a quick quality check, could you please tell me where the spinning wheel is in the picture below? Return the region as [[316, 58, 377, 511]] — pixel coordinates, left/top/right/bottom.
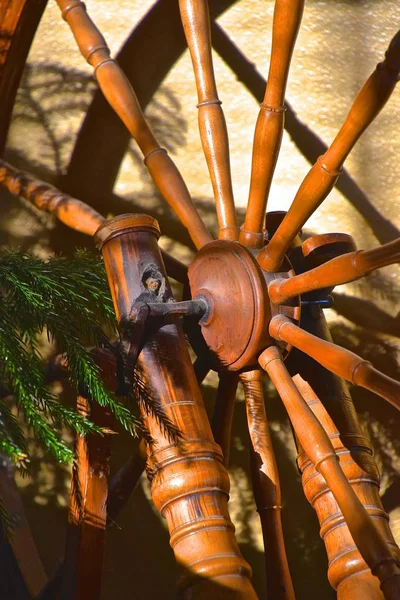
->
[[0, 0, 399, 598]]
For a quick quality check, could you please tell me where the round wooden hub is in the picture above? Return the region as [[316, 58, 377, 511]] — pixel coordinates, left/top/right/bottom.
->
[[188, 240, 271, 371], [188, 240, 301, 371]]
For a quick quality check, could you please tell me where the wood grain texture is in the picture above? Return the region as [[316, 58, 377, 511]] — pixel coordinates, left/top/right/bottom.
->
[[293, 375, 399, 599], [291, 306, 400, 598], [179, 0, 238, 241], [259, 346, 400, 599], [270, 314, 400, 410], [0, 159, 105, 235], [241, 369, 295, 600], [55, 0, 211, 250], [0, 0, 47, 153], [258, 30, 400, 272], [96, 214, 258, 598], [240, 0, 304, 248], [268, 238, 400, 303], [62, 349, 115, 600]]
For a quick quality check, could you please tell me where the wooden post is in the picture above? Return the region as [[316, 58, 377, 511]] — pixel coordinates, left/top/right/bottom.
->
[[95, 214, 258, 599]]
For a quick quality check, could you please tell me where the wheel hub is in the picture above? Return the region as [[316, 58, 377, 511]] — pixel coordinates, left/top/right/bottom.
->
[[188, 240, 300, 371]]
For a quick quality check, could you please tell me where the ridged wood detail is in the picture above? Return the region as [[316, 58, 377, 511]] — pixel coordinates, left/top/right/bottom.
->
[[240, 0, 304, 248], [241, 369, 295, 600], [258, 30, 400, 271], [63, 348, 115, 600], [55, 0, 211, 250], [259, 346, 400, 599], [179, 0, 238, 241], [294, 375, 400, 599], [270, 314, 400, 410], [96, 214, 258, 598], [268, 238, 400, 303], [0, 159, 188, 282]]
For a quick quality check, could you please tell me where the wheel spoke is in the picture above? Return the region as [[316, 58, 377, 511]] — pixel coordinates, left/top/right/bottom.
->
[[55, 0, 212, 250], [259, 346, 400, 597], [240, 369, 295, 600], [0, 159, 188, 282], [211, 371, 238, 466], [179, 0, 238, 241], [258, 30, 400, 272], [268, 238, 400, 304], [240, 0, 304, 249], [0, 159, 105, 235], [270, 315, 400, 409]]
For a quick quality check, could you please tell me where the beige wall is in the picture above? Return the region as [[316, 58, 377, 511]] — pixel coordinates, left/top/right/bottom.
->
[[5, 1, 400, 598]]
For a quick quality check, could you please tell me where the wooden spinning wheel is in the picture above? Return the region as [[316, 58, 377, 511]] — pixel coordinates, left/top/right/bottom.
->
[[0, 1, 399, 599]]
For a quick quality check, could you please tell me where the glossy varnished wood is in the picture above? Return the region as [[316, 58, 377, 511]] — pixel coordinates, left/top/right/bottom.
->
[[270, 314, 400, 410], [0, 0, 47, 153], [62, 349, 115, 600], [55, 0, 211, 250], [258, 30, 400, 272], [240, 0, 304, 248], [259, 346, 400, 599], [269, 238, 400, 304], [241, 369, 295, 600], [179, 0, 238, 241], [96, 214, 258, 598]]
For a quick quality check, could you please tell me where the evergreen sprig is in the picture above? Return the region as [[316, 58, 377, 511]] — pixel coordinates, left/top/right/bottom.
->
[[0, 249, 141, 475]]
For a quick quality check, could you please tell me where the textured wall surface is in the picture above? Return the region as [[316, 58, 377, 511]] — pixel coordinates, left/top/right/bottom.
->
[[4, 1, 400, 598]]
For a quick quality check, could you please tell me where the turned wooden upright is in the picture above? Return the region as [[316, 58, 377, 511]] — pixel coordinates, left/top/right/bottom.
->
[[95, 214, 258, 599]]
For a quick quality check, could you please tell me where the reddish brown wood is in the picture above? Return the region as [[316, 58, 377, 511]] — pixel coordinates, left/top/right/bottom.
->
[[0, 158, 188, 281], [270, 314, 400, 409], [0, 159, 105, 235], [292, 375, 399, 599], [0, 0, 47, 153], [0, 458, 47, 596], [95, 214, 258, 598], [55, 0, 211, 250], [211, 371, 238, 466], [240, 369, 295, 600], [240, 0, 304, 249], [258, 30, 400, 272], [269, 238, 400, 303], [179, 0, 238, 241], [259, 346, 400, 599], [62, 349, 115, 600], [188, 240, 270, 370]]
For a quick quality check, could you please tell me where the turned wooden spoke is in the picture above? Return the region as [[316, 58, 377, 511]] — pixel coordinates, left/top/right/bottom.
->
[[240, 0, 304, 249], [211, 371, 238, 466], [55, 0, 211, 250], [270, 315, 400, 409], [259, 346, 400, 599], [0, 159, 104, 235], [62, 396, 113, 599], [179, 0, 238, 241], [96, 214, 258, 597], [258, 30, 400, 272], [0, 159, 188, 282], [240, 369, 295, 600], [269, 238, 400, 303]]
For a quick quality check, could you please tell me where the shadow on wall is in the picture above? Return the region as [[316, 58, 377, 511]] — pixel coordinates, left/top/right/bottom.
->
[[1, 6, 400, 597]]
